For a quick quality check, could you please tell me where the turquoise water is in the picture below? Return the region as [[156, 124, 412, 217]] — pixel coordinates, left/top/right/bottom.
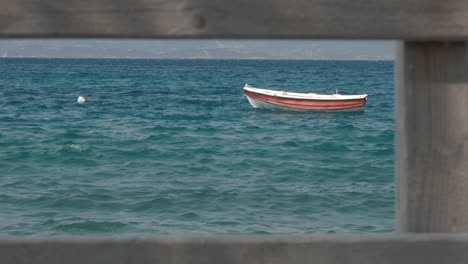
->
[[0, 59, 394, 235]]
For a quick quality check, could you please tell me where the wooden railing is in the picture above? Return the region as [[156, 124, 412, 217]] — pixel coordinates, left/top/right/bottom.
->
[[2, 0, 468, 39], [3, 235, 468, 264], [2, 0, 468, 263]]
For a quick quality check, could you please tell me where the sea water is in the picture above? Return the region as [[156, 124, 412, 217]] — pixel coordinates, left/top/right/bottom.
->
[[0, 59, 394, 235]]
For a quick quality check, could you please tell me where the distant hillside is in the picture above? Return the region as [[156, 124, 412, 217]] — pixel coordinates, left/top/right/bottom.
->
[[0, 40, 394, 60]]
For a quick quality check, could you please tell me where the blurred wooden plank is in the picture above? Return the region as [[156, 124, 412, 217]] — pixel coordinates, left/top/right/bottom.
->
[[2, 235, 468, 264], [396, 41, 468, 232], [1, 0, 468, 39]]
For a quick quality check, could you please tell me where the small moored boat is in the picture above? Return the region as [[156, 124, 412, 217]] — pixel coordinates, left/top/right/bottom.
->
[[243, 84, 368, 111]]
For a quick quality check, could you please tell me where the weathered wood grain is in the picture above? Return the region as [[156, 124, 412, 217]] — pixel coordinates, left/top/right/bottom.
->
[[397, 41, 468, 232], [2, 235, 468, 264], [1, 0, 468, 39]]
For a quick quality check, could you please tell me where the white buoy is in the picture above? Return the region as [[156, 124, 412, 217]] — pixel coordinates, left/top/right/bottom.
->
[[77, 96, 86, 104]]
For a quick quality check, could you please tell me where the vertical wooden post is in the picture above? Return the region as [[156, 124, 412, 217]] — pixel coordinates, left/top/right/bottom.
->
[[397, 41, 468, 232]]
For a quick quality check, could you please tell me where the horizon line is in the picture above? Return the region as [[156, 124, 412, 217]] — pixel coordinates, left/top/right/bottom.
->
[[0, 56, 394, 61]]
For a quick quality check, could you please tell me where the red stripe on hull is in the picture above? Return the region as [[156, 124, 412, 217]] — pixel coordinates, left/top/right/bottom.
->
[[244, 90, 367, 110]]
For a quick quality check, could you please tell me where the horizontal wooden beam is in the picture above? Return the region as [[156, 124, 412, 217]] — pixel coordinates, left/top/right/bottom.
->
[[1, 0, 468, 39], [2, 235, 468, 264]]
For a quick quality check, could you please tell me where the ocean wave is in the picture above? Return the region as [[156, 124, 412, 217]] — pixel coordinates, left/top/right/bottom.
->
[[53, 220, 127, 233], [62, 144, 88, 152]]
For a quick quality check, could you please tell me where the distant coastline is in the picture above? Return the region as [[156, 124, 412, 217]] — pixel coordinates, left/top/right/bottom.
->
[[0, 39, 395, 61], [0, 56, 394, 61]]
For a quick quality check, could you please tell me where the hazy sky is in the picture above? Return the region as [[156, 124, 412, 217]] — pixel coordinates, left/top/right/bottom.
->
[[0, 40, 394, 60]]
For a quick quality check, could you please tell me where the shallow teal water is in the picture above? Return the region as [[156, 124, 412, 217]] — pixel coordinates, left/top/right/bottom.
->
[[0, 59, 394, 235]]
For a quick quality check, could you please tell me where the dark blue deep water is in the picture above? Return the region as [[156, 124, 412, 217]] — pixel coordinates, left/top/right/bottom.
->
[[0, 59, 394, 235]]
